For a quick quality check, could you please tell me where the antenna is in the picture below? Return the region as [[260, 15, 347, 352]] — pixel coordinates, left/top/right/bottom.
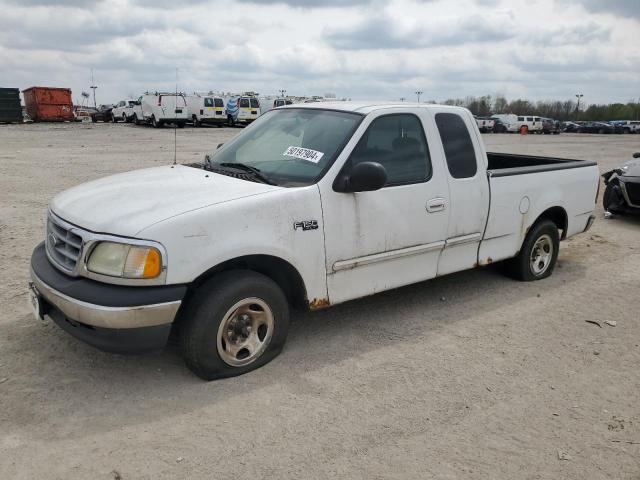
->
[[174, 67, 178, 165]]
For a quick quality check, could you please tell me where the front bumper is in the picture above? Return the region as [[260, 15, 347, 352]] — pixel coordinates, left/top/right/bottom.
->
[[30, 242, 187, 353]]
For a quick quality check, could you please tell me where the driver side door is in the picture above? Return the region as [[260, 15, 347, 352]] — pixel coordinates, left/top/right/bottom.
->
[[319, 110, 450, 305]]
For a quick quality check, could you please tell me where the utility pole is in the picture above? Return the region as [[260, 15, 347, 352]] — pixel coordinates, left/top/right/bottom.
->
[[575, 94, 583, 120], [415, 91, 423, 103], [279, 89, 286, 98], [90, 69, 98, 108]]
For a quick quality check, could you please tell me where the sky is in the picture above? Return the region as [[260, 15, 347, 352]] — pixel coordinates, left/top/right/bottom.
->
[[0, 0, 638, 106]]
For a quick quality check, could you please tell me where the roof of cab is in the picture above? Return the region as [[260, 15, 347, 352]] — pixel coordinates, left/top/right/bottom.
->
[[281, 101, 467, 115]]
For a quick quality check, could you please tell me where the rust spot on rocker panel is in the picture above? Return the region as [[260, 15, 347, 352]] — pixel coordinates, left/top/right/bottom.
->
[[309, 298, 331, 310]]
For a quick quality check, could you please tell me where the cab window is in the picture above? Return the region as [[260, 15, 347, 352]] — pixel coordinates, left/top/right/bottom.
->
[[435, 112, 478, 179], [346, 114, 432, 186]]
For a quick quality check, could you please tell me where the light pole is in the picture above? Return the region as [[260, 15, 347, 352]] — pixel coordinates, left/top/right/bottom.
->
[[415, 90, 423, 103], [90, 69, 97, 108], [399, 97, 406, 102], [279, 89, 286, 98], [575, 94, 583, 120]]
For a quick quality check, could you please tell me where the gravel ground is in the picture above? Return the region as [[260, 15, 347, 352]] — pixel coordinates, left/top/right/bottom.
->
[[0, 122, 639, 480]]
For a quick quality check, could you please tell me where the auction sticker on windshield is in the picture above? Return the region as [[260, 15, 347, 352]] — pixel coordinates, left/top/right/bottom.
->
[[283, 146, 324, 163]]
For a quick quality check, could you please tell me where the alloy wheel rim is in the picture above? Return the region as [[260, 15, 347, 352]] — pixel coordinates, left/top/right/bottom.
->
[[530, 234, 553, 276], [216, 297, 274, 367]]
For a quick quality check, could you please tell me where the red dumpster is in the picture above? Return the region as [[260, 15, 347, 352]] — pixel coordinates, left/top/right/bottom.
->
[[22, 87, 74, 122]]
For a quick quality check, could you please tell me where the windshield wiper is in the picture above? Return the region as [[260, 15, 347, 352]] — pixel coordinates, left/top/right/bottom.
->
[[218, 162, 277, 185]]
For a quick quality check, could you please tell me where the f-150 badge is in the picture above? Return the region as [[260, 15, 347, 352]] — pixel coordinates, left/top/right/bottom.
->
[[294, 220, 318, 231]]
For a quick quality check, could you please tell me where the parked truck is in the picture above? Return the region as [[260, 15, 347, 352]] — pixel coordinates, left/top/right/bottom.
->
[[29, 103, 599, 380]]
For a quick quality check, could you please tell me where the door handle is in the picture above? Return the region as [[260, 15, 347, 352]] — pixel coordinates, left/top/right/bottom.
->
[[426, 198, 446, 213]]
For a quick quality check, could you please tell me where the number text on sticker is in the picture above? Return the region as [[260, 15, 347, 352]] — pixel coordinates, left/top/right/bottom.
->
[[283, 146, 324, 163]]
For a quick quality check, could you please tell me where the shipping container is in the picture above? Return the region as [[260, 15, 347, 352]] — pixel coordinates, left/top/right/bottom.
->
[[22, 86, 74, 122], [0, 88, 23, 123]]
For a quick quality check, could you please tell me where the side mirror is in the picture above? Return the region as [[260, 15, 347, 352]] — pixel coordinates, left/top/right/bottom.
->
[[337, 161, 387, 193], [217, 143, 224, 150], [633, 152, 640, 159]]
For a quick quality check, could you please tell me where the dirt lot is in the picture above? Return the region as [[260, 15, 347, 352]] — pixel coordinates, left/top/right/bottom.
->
[[0, 122, 639, 479]]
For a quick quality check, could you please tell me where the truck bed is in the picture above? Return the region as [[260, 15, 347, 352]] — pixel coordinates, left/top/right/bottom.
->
[[487, 153, 597, 177]]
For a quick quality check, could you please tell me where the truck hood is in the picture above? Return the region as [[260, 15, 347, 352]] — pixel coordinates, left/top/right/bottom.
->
[[51, 165, 280, 237]]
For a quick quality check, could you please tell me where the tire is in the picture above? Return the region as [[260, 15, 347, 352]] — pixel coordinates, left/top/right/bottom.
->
[[177, 122, 185, 128], [133, 114, 140, 125], [505, 220, 559, 281], [180, 270, 290, 380], [192, 115, 200, 127], [91, 116, 97, 123], [111, 114, 117, 123], [151, 115, 161, 128]]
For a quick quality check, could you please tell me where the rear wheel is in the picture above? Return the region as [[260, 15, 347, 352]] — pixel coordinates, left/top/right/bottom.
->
[[505, 220, 559, 281], [133, 114, 141, 125], [180, 271, 289, 380], [151, 115, 162, 128], [177, 122, 185, 128], [192, 115, 200, 127]]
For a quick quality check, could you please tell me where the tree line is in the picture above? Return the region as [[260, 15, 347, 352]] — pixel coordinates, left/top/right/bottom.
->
[[438, 95, 640, 122]]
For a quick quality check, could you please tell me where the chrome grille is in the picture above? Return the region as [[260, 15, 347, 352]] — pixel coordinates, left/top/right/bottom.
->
[[46, 213, 84, 273]]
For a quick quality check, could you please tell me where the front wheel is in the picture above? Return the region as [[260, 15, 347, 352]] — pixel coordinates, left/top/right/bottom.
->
[[505, 220, 559, 281], [180, 270, 290, 380]]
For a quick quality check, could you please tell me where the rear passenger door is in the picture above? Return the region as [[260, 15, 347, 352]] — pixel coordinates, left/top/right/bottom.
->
[[431, 109, 490, 276]]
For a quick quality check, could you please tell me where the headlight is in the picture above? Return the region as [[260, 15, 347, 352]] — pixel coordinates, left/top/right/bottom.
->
[[87, 242, 162, 279]]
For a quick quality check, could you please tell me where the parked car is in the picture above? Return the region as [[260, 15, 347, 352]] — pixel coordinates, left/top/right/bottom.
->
[[73, 106, 97, 122], [186, 94, 226, 127], [578, 122, 619, 134], [562, 121, 582, 133], [90, 104, 114, 123], [112, 99, 139, 123], [602, 152, 640, 214], [28, 103, 599, 380], [491, 117, 508, 133], [475, 116, 495, 133], [610, 120, 640, 134], [224, 93, 261, 126], [131, 92, 188, 128], [274, 98, 293, 108], [541, 118, 561, 135]]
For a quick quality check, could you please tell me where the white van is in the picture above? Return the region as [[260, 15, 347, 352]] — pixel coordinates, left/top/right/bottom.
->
[[224, 94, 261, 126], [492, 114, 542, 133], [132, 93, 189, 128], [186, 94, 226, 127]]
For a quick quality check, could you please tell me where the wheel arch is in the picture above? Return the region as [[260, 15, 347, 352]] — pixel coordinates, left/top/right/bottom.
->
[[187, 254, 309, 311], [532, 206, 568, 240]]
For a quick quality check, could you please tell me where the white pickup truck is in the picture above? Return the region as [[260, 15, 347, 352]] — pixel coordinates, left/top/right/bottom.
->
[[29, 103, 599, 380]]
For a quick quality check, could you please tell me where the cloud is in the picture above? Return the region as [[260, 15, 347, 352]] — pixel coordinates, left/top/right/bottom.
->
[[324, 12, 516, 49], [570, 0, 640, 18], [237, 0, 370, 6]]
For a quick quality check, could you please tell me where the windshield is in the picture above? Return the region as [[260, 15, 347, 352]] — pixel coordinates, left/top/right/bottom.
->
[[210, 108, 362, 186]]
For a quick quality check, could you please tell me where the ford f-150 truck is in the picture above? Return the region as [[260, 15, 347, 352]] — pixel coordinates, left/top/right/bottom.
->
[[29, 103, 599, 380]]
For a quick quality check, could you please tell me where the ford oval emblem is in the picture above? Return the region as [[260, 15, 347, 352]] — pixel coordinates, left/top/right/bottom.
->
[[48, 232, 59, 250]]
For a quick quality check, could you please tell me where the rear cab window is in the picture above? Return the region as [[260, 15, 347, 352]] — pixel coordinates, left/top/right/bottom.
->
[[435, 112, 478, 179]]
